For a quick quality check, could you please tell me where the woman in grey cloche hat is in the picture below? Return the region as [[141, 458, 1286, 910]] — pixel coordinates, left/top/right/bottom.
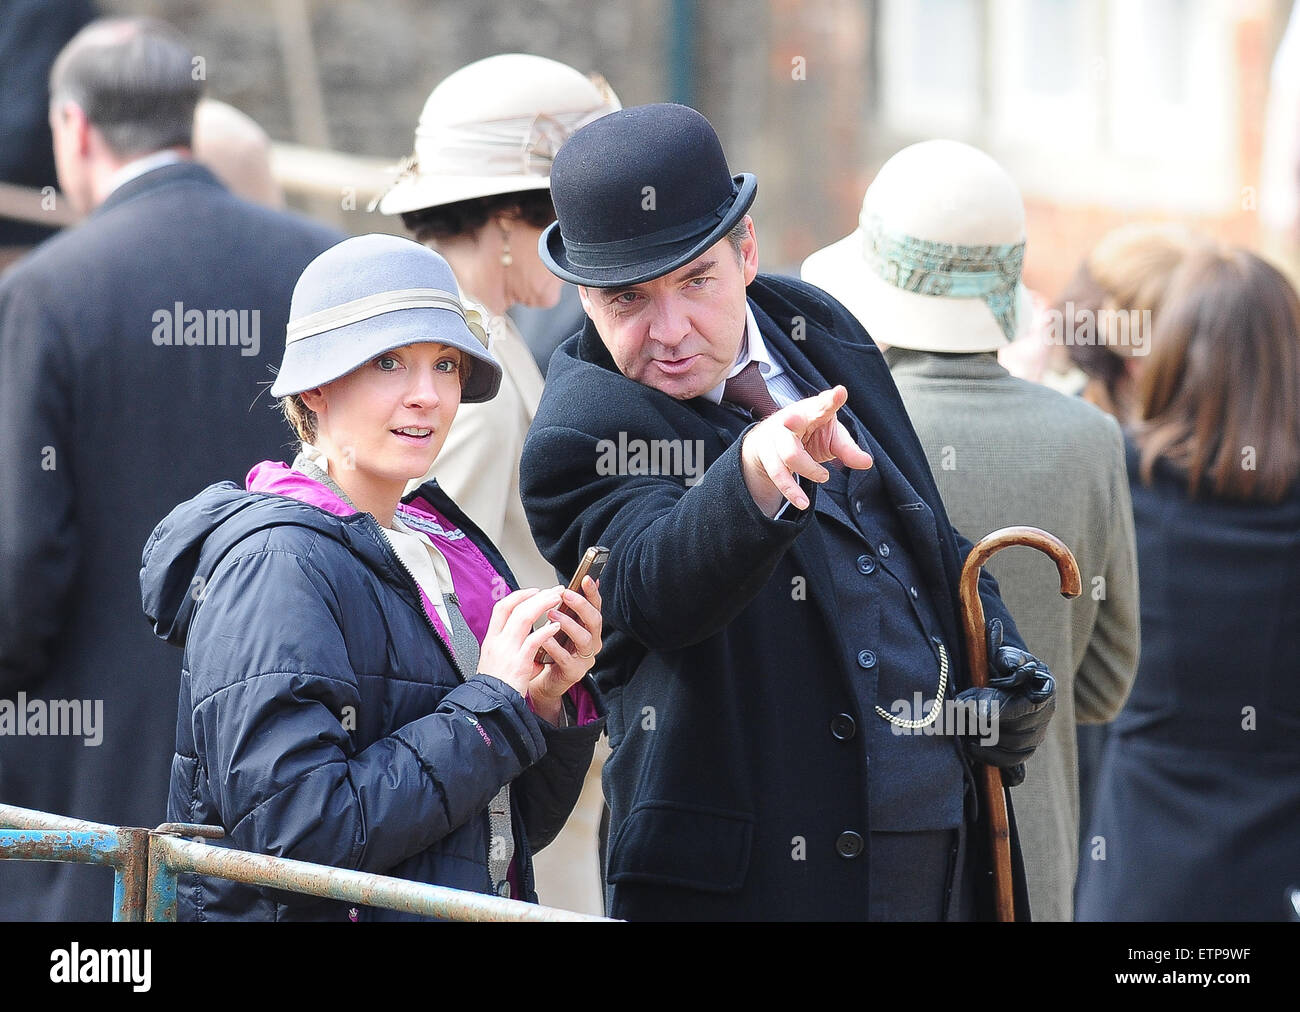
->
[[141, 234, 605, 920]]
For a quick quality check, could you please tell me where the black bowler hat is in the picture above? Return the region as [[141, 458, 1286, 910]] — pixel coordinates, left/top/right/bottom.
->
[[539, 103, 758, 287]]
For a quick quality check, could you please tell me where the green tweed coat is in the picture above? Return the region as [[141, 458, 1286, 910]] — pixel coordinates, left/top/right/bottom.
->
[[887, 347, 1140, 922]]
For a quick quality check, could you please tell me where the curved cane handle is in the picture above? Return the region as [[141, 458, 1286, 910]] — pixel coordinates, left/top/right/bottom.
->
[[959, 526, 1082, 690], [957, 525, 1081, 923]]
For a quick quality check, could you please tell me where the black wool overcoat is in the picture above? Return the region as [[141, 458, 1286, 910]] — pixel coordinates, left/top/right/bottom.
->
[[521, 273, 1034, 920], [1075, 443, 1300, 921]]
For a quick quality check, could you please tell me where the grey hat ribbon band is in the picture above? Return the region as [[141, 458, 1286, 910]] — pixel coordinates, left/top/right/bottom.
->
[[411, 107, 616, 178], [286, 288, 470, 345]]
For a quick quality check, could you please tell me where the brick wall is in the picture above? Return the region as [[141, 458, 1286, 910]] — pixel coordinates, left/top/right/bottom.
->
[[98, 0, 1293, 299]]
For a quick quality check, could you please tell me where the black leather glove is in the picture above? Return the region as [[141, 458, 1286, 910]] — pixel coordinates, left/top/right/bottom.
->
[[955, 618, 1056, 787]]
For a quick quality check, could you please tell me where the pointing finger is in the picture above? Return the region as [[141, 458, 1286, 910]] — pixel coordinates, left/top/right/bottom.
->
[[781, 387, 844, 436]]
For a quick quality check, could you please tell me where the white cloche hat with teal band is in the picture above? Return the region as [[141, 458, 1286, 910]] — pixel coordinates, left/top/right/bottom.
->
[[801, 138, 1034, 353]]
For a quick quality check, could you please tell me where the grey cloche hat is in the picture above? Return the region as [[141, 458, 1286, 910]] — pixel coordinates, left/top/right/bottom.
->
[[271, 233, 502, 402]]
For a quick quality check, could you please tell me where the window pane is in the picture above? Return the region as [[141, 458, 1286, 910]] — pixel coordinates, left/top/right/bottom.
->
[[1024, 0, 1083, 95], [880, 0, 984, 135], [1140, 0, 1192, 103], [906, 0, 981, 96]]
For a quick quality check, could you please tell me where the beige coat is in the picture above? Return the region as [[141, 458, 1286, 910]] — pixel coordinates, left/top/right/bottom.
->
[[410, 304, 555, 590], [886, 348, 1140, 921]]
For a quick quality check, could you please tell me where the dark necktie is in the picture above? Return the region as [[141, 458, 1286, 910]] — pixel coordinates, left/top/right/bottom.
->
[[723, 361, 780, 420]]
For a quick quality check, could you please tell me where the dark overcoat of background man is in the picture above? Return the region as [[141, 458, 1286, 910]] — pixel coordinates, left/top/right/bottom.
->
[[0, 17, 343, 920]]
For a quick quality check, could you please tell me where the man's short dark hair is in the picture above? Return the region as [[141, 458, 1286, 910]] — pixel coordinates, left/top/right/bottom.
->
[[49, 17, 203, 159], [725, 216, 750, 261]]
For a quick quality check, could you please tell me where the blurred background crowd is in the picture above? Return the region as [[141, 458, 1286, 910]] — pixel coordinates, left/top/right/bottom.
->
[[7, 0, 1299, 288]]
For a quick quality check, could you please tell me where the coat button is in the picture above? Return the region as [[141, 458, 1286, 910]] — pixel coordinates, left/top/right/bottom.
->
[[909, 586, 919, 599], [856, 554, 876, 575], [830, 713, 856, 740], [857, 649, 877, 669], [836, 831, 864, 858], [878, 542, 891, 558]]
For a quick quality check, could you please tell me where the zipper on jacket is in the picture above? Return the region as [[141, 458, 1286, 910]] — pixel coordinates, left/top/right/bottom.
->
[[365, 514, 469, 683], [367, 514, 534, 903]]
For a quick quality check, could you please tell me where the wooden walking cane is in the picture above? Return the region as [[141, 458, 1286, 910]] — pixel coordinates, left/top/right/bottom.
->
[[959, 526, 1081, 922]]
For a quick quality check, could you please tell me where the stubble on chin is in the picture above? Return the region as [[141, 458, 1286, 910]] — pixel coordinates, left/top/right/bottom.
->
[[646, 369, 717, 402]]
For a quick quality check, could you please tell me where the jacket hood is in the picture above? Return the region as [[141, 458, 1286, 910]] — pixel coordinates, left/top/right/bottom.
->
[[140, 462, 384, 647], [142, 460, 513, 650]]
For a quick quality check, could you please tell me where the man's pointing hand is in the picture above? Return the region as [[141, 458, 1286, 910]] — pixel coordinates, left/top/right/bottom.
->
[[739, 385, 873, 516]]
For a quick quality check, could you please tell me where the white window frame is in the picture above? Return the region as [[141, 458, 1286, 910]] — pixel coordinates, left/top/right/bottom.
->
[[877, 0, 1241, 214]]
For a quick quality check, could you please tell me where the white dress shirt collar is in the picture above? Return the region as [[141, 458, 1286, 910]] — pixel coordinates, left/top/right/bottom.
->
[[704, 302, 783, 404], [105, 150, 186, 198]]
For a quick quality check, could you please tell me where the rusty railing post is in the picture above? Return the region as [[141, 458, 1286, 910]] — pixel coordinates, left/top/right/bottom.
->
[[145, 823, 225, 923], [0, 805, 152, 921], [4, 805, 617, 922]]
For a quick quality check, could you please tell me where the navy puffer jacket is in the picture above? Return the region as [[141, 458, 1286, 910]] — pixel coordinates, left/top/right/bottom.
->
[[140, 461, 602, 921]]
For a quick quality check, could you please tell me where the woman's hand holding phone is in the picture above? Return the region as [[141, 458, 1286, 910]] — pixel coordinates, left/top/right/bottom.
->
[[527, 575, 603, 722], [475, 577, 603, 725], [477, 586, 565, 699]]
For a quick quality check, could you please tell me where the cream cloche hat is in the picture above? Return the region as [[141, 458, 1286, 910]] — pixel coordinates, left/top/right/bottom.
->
[[376, 53, 621, 216], [801, 139, 1033, 353]]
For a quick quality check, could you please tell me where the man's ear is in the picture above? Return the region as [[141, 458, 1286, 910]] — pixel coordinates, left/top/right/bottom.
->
[[740, 216, 759, 286], [578, 285, 596, 318], [53, 101, 94, 157]]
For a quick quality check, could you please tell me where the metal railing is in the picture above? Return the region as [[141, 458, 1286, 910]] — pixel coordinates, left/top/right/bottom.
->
[[146, 830, 607, 922], [0, 805, 150, 921], [1, 804, 612, 922]]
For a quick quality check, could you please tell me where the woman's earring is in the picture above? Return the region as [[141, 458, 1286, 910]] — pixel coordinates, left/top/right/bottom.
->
[[500, 228, 513, 268]]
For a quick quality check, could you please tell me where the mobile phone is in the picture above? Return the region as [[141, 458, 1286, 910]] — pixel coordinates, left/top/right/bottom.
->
[[535, 546, 609, 664]]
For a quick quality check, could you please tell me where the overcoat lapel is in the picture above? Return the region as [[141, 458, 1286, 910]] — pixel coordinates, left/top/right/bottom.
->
[[748, 295, 965, 660]]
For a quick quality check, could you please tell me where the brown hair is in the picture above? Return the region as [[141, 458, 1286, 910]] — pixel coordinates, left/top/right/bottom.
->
[[400, 189, 556, 245], [1133, 246, 1300, 503], [725, 216, 751, 261], [281, 393, 317, 445], [50, 17, 203, 159], [1059, 223, 1208, 421]]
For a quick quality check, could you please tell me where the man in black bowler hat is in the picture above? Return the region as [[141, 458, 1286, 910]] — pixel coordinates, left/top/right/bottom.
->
[[520, 103, 1057, 920]]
